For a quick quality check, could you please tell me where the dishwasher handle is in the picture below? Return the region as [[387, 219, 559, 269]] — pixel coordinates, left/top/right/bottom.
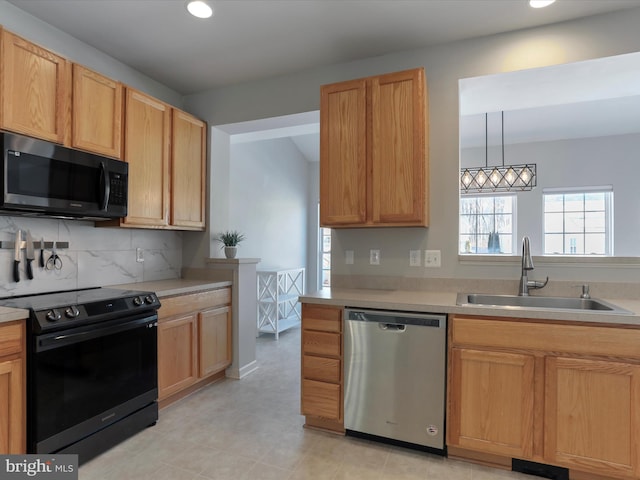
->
[[379, 323, 406, 332], [345, 309, 444, 328]]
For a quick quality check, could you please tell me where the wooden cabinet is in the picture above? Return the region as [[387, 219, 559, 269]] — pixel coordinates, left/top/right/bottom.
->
[[198, 306, 231, 377], [158, 288, 231, 404], [122, 87, 171, 227], [301, 303, 344, 432], [0, 29, 71, 144], [0, 320, 25, 454], [72, 64, 123, 158], [320, 67, 428, 227], [545, 356, 640, 479], [448, 347, 534, 459], [171, 109, 206, 229], [448, 315, 640, 480], [105, 90, 205, 230], [158, 313, 198, 399]]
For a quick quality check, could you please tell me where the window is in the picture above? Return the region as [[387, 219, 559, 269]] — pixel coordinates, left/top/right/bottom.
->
[[321, 227, 331, 288], [459, 195, 516, 254], [543, 187, 613, 255]]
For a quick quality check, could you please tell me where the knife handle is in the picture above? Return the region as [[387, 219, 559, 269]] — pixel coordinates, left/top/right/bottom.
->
[[26, 259, 33, 280], [13, 260, 20, 283]]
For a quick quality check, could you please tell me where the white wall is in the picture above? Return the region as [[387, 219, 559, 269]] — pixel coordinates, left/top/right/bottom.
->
[[184, 7, 640, 284], [0, 0, 185, 295], [224, 138, 309, 275]]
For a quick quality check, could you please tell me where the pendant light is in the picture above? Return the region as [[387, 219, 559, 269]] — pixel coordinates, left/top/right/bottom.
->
[[460, 111, 537, 194]]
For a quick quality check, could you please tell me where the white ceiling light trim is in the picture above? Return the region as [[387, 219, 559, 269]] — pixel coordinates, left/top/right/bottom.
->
[[186, 0, 213, 19], [529, 0, 556, 8]]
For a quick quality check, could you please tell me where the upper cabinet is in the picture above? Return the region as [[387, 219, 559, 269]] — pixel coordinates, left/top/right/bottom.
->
[[72, 64, 123, 158], [105, 89, 206, 231], [0, 29, 71, 144], [171, 109, 206, 230], [320, 67, 429, 228], [122, 87, 171, 227]]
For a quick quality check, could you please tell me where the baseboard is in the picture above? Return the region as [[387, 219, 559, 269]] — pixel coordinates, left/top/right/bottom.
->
[[225, 360, 259, 379]]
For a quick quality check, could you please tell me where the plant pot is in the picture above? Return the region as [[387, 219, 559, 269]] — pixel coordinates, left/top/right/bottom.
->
[[224, 246, 237, 259]]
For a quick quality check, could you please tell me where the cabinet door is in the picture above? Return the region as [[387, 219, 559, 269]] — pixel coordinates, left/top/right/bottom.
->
[[123, 88, 170, 226], [72, 64, 122, 158], [319, 79, 367, 226], [158, 314, 197, 400], [371, 68, 428, 226], [198, 306, 231, 378], [171, 109, 206, 229], [545, 356, 640, 478], [0, 30, 70, 144], [0, 357, 24, 454], [448, 348, 534, 459]]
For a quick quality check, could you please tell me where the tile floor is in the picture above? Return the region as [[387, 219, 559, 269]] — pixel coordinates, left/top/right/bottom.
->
[[79, 326, 533, 480]]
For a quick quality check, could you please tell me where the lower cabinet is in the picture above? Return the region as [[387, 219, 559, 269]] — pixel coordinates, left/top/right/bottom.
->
[[448, 315, 640, 480], [0, 320, 25, 454], [300, 303, 344, 433], [448, 347, 534, 459], [158, 288, 231, 403]]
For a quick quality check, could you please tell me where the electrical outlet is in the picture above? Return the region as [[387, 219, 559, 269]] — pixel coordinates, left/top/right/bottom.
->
[[136, 247, 144, 263], [369, 249, 380, 265], [345, 250, 354, 265], [409, 250, 421, 267], [424, 250, 441, 268]]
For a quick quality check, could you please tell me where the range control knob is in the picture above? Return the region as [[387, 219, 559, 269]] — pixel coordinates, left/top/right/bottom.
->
[[46, 309, 61, 322], [133, 296, 144, 306], [65, 306, 80, 318], [144, 295, 155, 304]]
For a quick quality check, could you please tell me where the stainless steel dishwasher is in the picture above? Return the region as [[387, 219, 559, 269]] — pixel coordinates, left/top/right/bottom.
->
[[344, 308, 446, 452]]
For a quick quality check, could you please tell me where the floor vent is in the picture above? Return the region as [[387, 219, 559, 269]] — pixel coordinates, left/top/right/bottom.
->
[[512, 459, 569, 480]]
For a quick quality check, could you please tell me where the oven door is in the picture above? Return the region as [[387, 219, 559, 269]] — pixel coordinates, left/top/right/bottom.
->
[[29, 312, 158, 454]]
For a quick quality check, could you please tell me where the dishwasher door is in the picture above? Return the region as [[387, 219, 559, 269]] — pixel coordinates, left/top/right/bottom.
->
[[344, 308, 446, 450]]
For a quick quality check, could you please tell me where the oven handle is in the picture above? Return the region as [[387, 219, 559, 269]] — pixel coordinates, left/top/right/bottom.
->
[[36, 314, 157, 351]]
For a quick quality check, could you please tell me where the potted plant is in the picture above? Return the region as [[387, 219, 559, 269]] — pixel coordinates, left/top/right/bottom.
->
[[216, 230, 245, 259]]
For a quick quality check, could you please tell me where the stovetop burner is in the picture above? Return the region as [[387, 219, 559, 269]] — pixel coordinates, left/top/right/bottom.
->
[[0, 287, 161, 334]]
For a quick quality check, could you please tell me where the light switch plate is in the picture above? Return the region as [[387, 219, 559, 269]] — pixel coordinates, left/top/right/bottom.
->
[[369, 249, 380, 265], [425, 250, 441, 268], [409, 250, 421, 267], [345, 250, 354, 265], [136, 247, 144, 263]]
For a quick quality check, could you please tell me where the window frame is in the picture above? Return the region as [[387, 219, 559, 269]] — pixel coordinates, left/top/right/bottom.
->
[[542, 186, 613, 256], [459, 193, 517, 255]]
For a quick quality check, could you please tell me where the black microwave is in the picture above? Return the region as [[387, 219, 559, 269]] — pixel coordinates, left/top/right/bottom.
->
[[1, 132, 127, 220]]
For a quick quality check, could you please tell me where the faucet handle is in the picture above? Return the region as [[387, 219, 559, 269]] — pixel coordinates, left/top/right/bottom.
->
[[573, 284, 591, 299]]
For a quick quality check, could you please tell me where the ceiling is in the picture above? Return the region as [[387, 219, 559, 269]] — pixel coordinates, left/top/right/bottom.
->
[[8, 0, 640, 95]]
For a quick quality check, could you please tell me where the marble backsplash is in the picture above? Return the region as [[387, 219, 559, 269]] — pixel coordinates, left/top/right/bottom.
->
[[0, 215, 182, 297]]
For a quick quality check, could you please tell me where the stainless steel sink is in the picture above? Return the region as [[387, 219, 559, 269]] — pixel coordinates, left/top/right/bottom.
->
[[456, 293, 633, 315]]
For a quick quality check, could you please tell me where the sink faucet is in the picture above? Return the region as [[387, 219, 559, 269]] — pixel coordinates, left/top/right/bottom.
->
[[518, 236, 549, 296]]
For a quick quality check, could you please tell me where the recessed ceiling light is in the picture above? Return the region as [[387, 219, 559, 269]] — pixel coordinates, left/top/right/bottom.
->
[[186, 0, 214, 19], [529, 0, 556, 8]]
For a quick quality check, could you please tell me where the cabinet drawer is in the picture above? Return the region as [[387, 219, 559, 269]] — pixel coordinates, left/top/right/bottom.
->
[[0, 321, 24, 357], [303, 354, 340, 383], [302, 304, 342, 332], [452, 316, 640, 359], [302, 331, 341, 357], [160, 288, 231, 319], [302, 379, 341, 421]]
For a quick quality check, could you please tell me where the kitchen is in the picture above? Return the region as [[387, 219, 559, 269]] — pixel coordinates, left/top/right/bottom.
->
[[2, 1, 640, 479]]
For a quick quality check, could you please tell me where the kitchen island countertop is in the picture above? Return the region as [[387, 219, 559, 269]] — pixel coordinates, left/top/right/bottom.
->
[[300, 288, 640, 327]]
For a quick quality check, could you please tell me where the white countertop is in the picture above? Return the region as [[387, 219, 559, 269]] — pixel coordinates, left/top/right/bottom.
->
[[300, 288, 640, 327], [112, 279, 232, 298]]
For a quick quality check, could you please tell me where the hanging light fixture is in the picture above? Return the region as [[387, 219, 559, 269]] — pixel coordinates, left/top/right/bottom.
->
[[460, 111, 537, 194]]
